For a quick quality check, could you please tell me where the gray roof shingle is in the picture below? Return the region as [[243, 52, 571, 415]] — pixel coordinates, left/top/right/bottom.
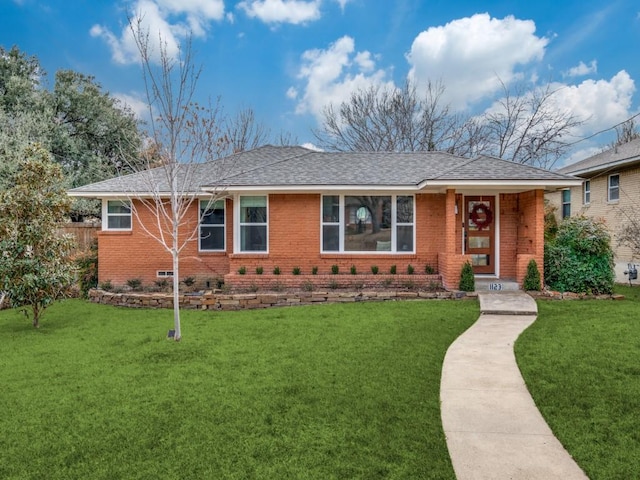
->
[[558, 138, 640, 176], [69, 145, 579, 196]]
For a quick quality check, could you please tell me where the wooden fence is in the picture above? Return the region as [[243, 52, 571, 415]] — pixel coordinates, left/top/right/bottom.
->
[[57, 222, 100, 253]]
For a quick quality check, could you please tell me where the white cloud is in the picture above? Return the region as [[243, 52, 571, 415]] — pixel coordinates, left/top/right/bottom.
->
[[549, 70, 636, 137], [286, 86, 298, 99], [238, 0, 321, 25], [407, 13, 548, 109], [90, 0, 225, 64], [114, 92, 149, 119], [564, 60, 597, 78], [291, 35, 393, 119]]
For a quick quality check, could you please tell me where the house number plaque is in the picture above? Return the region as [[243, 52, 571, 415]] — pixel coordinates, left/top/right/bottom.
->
[[489, 283, 503, 291]]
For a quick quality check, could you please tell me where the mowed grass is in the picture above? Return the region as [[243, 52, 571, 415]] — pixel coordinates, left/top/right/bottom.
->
[[516, 285, 640, 479], [0, 299, 478, 480]]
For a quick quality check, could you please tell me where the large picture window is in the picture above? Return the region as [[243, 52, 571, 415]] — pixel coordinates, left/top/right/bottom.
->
[[239, 196, 267, 252], [321, 195, 414, 253], [200, 199, 225, 251], [105, 200, 131, 230]]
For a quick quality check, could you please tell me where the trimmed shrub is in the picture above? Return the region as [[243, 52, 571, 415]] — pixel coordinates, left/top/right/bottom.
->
[[273, 266, 281, 275], [255, 266, 263, 275], [350, 265, 357, 275], [371, 265, 379, 275], [544, 216, 614, 294], [458, 261, 475, 292], [311, 266, 318, 275], [389, 265, 397, 275], [523, 259, 541, 291], [292, 266, 301, 275], [331, 265, 339, 275], [238, 266, 247, 275], [407, 264, 414, 275]]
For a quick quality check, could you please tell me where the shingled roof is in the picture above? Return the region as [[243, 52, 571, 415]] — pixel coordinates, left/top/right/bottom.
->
[[69, 145, 580, 197], [557, 138, 640, 177]]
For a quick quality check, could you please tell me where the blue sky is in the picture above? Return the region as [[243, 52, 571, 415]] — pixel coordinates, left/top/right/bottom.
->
[[2, 0, 640, 166]]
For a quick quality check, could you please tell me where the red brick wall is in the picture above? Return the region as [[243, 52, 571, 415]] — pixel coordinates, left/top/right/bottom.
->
[[516, 189, 545, 286], [499, 193, 519, 280], [96, 190, 546, 290], [97, 198, 231, 287], [228, 193, 445, 278]]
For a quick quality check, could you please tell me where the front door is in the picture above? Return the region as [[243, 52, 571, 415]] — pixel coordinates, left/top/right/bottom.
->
[[465, 196, 495, 274]]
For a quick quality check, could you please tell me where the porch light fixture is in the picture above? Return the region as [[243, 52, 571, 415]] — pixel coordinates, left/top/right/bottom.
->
[[454, 202, 459, 215]]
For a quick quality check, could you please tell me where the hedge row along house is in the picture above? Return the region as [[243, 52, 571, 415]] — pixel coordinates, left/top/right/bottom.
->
[[547, 138, 640, 282], [69, 145, 580, 291]]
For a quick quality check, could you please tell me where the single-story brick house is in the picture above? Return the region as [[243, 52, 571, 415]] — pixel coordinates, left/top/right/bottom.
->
[[69, 145, 580, 291]]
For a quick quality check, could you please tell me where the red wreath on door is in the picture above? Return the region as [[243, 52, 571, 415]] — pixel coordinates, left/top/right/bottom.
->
[[470, 203, 493, 230]]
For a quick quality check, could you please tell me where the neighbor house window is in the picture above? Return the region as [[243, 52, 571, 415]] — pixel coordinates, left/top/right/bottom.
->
[[200, 199, 225, 251], [562, 189, 571, 219], [105, 200, 131, 230], [583, 180, 591, 205], [239, 196, 267, 252], [321, 195, 415, 253], [608, 174, 620, 202]]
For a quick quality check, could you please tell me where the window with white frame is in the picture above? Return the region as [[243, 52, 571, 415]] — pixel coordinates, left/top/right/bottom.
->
[[583, 180, 591, 205], [561, 189, 571, 219], [608, 174, 620, 202], [200, 199, 225, 251], [321, 194, 414, 253], [105, 200, 131, 230], [239, 196, 267, 252]]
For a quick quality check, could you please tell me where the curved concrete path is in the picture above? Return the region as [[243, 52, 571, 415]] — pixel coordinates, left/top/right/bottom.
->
[[441, 292, 588, 479]]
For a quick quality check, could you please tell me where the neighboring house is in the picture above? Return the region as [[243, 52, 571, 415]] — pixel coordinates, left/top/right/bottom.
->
[[69, 145, 580, 291], [547, 138, 640, 282]]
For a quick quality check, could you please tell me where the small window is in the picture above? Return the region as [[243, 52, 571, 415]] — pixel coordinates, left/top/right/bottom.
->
[[608, 174, 620, 202], [239, 196, 267, 252], [583, 180, 591, 205], [157, 271, 174, 277], [106, 200, 131, 230], [562, 190, 571, 219], [200, 199, 225, 251]]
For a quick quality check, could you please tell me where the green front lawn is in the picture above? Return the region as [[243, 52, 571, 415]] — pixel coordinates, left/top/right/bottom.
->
[[0, 299, 477, 480], [516, 285, 640, 479]]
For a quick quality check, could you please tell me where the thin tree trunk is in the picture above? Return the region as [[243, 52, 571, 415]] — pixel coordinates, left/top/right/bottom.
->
[[172, 249, 181, 341]]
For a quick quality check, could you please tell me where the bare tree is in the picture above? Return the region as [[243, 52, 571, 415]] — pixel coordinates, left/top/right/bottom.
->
[[614, 118, 640, 146], [314, 81, 481, 154], [482, 80, 584, 169], [122, 17, 230, 341], [221, 106, 298, 156]]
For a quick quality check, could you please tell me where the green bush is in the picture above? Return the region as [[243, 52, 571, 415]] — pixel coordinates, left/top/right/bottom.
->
[[126, 278, 143, 291], [544, 216, 614, 294], [238, 266, 246, 275], [273, 266, 281, 275], [458, 261, 475, 292], [424, 264, 435, 274], [292, 266, 301, 275], [331, 265, 339, 275], [371, 265, 379, 275], [255, 266, 263, 275], [311, 266, 318, 275], [390, 265, 397, 275], [350, 265, 357, 275], [523, 259, 541, 291], [407, 264, 414, 275]]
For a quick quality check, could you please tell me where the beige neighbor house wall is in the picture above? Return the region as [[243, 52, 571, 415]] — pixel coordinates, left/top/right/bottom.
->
[[547, 166, 640, 282]]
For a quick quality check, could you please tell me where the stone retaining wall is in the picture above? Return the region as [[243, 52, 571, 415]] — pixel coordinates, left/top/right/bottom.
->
[[88, 288, 462, 311]]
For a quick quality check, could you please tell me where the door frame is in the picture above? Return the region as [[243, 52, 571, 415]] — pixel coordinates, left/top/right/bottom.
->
[[463, 195, 499, 276]]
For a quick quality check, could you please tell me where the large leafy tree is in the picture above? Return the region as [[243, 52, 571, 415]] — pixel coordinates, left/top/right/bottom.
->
[[0, 46, 143, 218], [0, 144, 76, 327]]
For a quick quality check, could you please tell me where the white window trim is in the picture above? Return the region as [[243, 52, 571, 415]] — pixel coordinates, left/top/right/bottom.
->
[[321, 194, 416, 254], [608, 174, 620, 203], [103, 199, 132, 231], [583, 180, 591, 205], [234, 194, 269, 253], [199, 199, 226, 252]]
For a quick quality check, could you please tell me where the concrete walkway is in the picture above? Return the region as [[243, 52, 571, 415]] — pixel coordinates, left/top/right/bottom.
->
[[441, 292, 588, 479]]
